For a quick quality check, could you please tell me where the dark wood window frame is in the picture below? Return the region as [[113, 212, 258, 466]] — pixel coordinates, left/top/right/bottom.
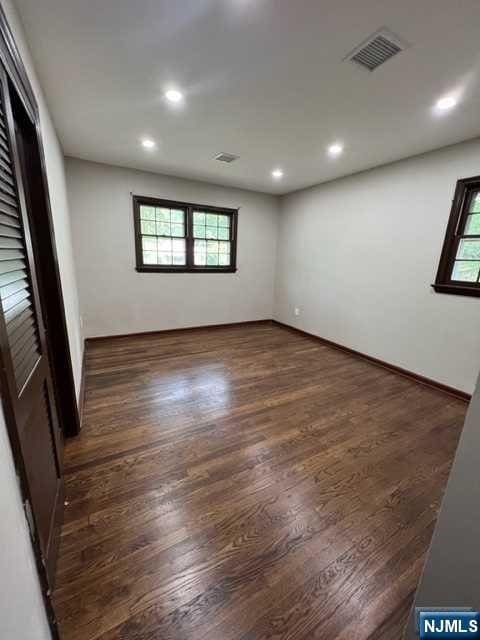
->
[[133, 195, 238, 273], [433, 175, 480, 298]]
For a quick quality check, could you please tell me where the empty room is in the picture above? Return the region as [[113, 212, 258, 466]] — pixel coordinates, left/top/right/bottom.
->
[[0, 1, 479, 639]]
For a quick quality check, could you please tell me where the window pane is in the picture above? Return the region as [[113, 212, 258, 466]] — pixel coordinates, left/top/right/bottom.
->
[[465, 214, 480, 235], [140, 206, 155, 220], [194, 239, 206, 265], [142, 237, 157, 252], [193, 211, 206, 225], [456, 239, 480, 260], [218, 241, 230, 254], [158, 253, 173, 265], [143, 251, 157, 264], [141, 220, 156, 235], [156, 221, 171, 236], [194, 211, 230, 243], [218, 215, 230, 228], [173, 241, 186, 265], [194, 225, 206, 238], [160, 239, 186, 265], [171, 223, 185, 237], [156, 208, 170, 222], [206, 226, 218, 239], [207, 252, 219, 266], [172, 239, 184, 253], [157, 238, 171, 252], [142, 237, 186, 267], [451, 261, 480, 282], [170, 209, 184, 223], [219, 253, 230, 266], [469, 192, 480, 214]]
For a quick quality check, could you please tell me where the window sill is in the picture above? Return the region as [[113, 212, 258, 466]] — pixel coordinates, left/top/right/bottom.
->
[[136, 266, 237, 274], [432, 283, 480, 298]]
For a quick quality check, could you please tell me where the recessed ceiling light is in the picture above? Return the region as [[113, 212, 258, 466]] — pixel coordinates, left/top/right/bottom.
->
[[141, 138, 156, 149], [165, 89, 184, 104], [436, 95, 457, 111], [327, 143, 344, 156], [271, 169, 284, 179]]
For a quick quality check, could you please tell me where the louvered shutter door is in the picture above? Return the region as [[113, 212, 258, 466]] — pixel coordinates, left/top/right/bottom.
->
[[0, 92, 41, 391], [0, 66, 63, 584]]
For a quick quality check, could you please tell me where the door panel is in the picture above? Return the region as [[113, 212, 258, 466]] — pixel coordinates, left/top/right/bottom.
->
[[0, 67, 63, 584], [22, 382, 61, 554]]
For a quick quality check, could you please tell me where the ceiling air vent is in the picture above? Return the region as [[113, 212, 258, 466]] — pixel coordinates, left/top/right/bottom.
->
[[345, 28, 408, 72], [215, 152, 239, 164]]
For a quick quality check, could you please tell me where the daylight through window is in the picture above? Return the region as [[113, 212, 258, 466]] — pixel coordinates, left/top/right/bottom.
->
[[133, 196, 237, 273]]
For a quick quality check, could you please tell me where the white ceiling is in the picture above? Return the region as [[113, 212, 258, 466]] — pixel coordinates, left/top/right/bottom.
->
[[14, 0, 480, 194]]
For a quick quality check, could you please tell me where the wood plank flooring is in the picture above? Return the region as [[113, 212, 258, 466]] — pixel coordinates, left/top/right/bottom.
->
[[54, 322, 467, 640]]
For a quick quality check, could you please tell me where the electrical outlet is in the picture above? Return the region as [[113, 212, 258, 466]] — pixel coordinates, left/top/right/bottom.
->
[[294, 307, 301, 317]]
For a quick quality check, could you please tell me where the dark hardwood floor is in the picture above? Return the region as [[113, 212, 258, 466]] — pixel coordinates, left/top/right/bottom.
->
[[54, 322, 466, 640]]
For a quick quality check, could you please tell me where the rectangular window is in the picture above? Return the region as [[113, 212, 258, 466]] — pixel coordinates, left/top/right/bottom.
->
[[133, 196, 238, 273], [434, 176, 480, 297]]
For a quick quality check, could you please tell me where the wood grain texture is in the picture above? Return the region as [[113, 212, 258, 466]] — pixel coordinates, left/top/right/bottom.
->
[[272, 321, 471, 402], [54, 322, 466, 640]]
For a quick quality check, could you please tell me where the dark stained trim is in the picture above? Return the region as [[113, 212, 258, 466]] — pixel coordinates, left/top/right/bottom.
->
[[433, 175, 480, 298], [78, 342, 87, 429], [136, 265, 238, 274], [85, 319, 273, 344], [273, 320, 471, 403], [33, 114, 80, 437], [432, 282, 480, 298], [133, 195, 238, 273], [13, 89, 80, 438]]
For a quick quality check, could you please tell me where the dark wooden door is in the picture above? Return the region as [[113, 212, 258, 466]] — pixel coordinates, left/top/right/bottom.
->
[[0, 67, 63, 584]]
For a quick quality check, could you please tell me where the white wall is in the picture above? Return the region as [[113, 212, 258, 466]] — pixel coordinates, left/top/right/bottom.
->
[[0, 407, 51, 640], [275, 138, 480, 395], [66, 158, 279, 338], [5, 0, 82, 396]]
